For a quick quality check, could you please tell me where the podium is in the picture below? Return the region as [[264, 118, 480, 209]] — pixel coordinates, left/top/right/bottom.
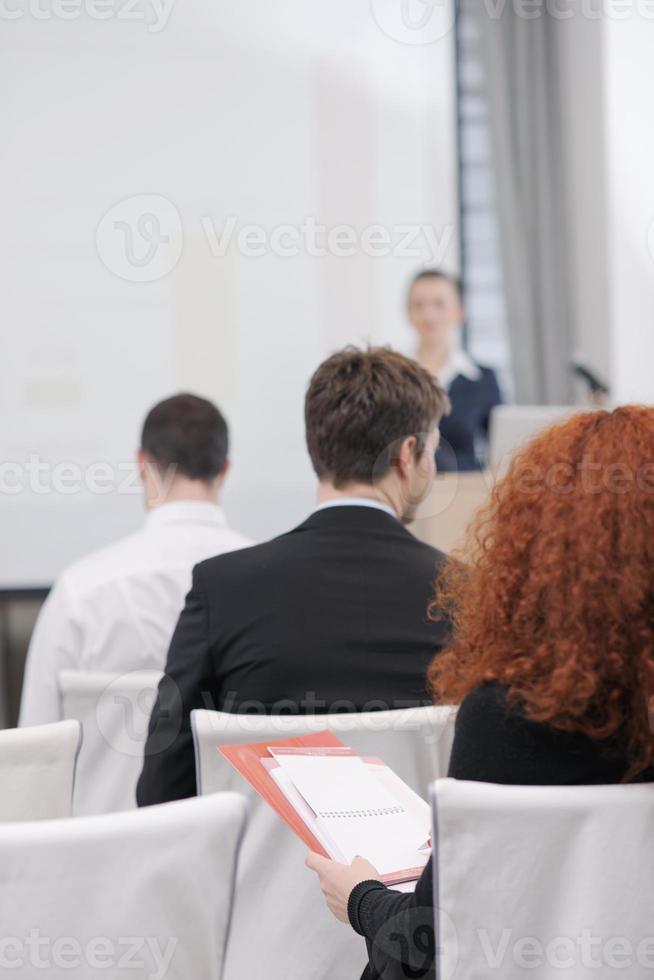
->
[[409, 471, 493, 557]]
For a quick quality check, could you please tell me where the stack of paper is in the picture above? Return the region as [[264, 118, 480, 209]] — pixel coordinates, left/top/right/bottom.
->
[[220, 732, 431, 886]]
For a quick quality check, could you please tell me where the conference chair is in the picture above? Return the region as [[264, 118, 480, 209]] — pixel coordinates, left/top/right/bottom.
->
[[0, 719, 81, 822], [192, 705, 457, 980], [0, 791, 247, 979], [58, 669, 163, 816], [431, 778, 654, 980]]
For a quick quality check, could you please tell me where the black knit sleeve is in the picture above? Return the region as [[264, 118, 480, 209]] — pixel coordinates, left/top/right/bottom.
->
[[347, 860, 436, 979]]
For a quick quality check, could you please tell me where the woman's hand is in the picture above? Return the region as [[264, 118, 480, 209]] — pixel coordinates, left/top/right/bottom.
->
[[305, 852, 382, 923]]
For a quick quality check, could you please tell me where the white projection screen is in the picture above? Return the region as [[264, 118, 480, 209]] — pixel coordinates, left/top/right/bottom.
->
[[0, 0, 457, 589]]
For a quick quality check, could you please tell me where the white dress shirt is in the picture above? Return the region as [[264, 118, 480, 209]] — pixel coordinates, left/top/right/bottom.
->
[[19, 501, 252, 727], [312, 497, 398, 520], [434, 339, 482, 391]]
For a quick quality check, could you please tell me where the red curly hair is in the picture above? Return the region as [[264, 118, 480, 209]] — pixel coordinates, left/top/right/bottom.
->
[[429, 405, 654, 779]]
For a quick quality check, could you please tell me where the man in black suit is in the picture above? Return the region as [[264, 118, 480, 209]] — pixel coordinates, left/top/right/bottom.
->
[[137, 347, 452, 805]]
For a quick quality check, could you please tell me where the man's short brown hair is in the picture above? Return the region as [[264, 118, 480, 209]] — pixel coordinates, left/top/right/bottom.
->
[[305, 346, 449, 487], [141, 393, 228, 480]]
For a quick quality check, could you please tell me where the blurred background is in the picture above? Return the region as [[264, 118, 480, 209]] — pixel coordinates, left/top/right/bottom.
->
[[2, 0, 654, 722]]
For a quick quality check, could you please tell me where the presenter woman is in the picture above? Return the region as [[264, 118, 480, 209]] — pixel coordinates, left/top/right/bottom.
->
[[307, 405, 654, 979], [409, 269, 501, 471]]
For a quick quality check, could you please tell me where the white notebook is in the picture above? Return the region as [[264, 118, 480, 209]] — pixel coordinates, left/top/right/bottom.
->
[[267, 748, 430, 881]]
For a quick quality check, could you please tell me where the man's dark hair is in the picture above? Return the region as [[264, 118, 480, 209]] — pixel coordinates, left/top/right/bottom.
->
[[141, 393, 229, 480], [305, 347, 449, 487], [409, 269, 463, 303]]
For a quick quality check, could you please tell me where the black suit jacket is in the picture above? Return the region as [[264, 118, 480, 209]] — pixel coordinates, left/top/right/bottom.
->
[[137, 505, 451, 806], [437, 365, 502, 472]]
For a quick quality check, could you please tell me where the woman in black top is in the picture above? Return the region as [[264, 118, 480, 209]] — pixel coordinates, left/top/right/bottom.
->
[[408, 270, 502, 472], [307, 406, 654, 979]]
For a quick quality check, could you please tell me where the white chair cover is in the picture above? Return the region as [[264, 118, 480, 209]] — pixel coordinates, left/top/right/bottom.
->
[[0, 719, 81, 821], [58, 669, 164, 816], [0, 791, 248, 979], [193, 706, 457, 980], [432, 778, 654, 980]]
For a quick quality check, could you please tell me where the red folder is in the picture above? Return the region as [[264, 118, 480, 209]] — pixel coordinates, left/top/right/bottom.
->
[[220, 730, 346, 858], [219, 730, 426, 886]]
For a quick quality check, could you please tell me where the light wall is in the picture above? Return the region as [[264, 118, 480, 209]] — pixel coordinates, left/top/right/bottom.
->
[[603, 14, 654, 405], [0, 1, 458, 587], [554, 9, 654, 406], [556, 14, 611, 391]]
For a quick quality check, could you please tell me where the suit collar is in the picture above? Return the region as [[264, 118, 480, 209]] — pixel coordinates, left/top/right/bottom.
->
[[440, 344, 482, 390], [297, 503, 407, 533], [312, 497, 399, 521]]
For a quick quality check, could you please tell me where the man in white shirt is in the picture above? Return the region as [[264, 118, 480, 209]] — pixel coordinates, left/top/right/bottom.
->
[[19, 393, 252, 727]]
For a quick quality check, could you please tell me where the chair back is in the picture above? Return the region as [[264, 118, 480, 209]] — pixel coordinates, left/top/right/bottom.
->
[[0, 719, 81, 821], [58, 669, 163, 815], [193, 706, 457, 980], [0, 791, 248, 978], [431, 778, 654, 980]]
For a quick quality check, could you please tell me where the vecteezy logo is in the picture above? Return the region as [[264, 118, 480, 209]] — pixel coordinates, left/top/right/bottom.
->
[[370, 0, 456, 45], [95, 194, 183, 282], [369, 905, 459, 980], [96, 671, 182, 758]]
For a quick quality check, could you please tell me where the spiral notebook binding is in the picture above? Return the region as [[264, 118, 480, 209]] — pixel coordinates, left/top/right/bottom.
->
[[317, 805, 405, 819]]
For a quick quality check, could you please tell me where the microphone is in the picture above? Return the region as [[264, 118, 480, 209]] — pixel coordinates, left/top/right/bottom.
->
[[572, 357, 610, 398]]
